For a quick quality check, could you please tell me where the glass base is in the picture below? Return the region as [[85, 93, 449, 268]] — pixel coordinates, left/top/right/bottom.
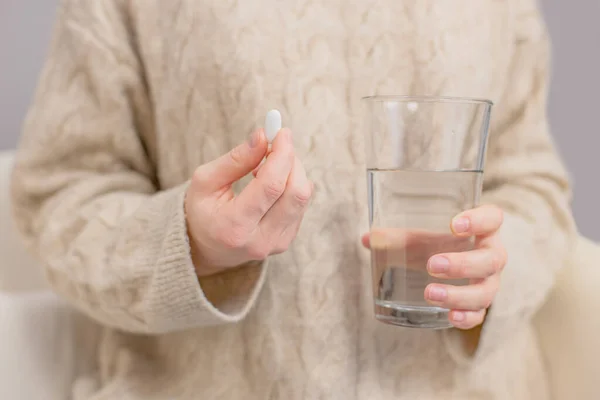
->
[[374, 301, 452, 329]]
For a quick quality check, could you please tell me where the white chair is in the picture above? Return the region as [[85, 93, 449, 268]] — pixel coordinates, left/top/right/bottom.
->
[[534, 235, 600, 400], [0, 150, 598, 399], [0, 150, 99, 400]]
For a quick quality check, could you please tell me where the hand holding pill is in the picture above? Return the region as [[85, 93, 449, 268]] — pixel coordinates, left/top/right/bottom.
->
[[184, 110, 313, 276]]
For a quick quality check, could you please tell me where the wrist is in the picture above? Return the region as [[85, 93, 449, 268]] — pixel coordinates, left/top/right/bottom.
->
[[187, 228, 227, 277], [184, 191, 226, 277]]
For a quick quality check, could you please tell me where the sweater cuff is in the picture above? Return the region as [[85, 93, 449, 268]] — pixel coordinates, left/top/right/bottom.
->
[[145, 182, 267, 333], [440, 213, 552, 364]]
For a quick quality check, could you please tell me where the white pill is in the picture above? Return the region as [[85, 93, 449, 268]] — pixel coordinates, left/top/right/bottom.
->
[[264, 109, 282, 143]]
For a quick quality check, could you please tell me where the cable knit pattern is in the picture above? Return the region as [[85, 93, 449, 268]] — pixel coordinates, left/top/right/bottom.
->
[[11, 0, 575, 399]]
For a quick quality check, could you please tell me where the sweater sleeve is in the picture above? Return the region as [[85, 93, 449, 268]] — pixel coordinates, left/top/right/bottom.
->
[[10, 0, 267, 334], [441, 1, 577, 362]]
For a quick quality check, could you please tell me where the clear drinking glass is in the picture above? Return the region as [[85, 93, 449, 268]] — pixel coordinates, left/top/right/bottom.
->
[[362, 95, 493, 329]]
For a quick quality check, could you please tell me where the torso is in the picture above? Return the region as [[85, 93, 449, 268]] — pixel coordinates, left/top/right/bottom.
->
[[133, 0, 513, 185]]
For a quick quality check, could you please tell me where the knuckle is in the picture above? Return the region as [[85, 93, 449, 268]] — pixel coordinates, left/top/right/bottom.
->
[[482, 205, 503, 229], [484, 296, 494, 310], [263, 180, 286, 202], [191, 166, 210, 186], [491, 249, 507, 274], [482, 289, 495, 309], [488, 254, 501, 274], [454, 254, 469, 277], [272, 243, 290, 255], [228, 145, 245, 166], [464, 288, 483, 310], [444, 253, 466, 278], [246, 243, 271, 260], [290, 185, 312, 208]]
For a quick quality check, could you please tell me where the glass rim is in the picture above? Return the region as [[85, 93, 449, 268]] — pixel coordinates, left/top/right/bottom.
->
[[361, 95, 493, 106]]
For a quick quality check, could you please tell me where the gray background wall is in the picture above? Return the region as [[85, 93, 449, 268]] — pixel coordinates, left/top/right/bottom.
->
[[1, 1, 599, 240]]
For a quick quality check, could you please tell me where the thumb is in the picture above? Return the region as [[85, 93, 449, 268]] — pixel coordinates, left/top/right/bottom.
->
[[193, 129, 268, 194]]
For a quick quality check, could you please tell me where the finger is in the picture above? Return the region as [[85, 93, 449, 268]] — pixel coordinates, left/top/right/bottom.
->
[[193, 129, 268, 195], [451, 204, 504, 237], [476, 225, 506, 253], [448, 309, 487, 330], [424, 275, 499, 311], [362, 229, 463, 251], [234, 128, 295, 224], [251, 147, 273, 177], [257, 155, 312, 239], [361, 233, 369, 248], [362, 229, 473, 271], [272, 214, 306, 254], [252, 159, 265, 177], [427, 246, 507, 279]]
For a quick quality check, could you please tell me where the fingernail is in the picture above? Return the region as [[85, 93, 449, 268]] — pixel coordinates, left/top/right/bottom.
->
[[248, 130, 259, 148], [428, 256, 450, 274], [452, 217, 470, 233], [451, 311, 465, 322], [427, 286, 448, 302]]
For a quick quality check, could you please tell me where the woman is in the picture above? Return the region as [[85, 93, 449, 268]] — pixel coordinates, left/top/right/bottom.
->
[[11, 0, 574, 399]]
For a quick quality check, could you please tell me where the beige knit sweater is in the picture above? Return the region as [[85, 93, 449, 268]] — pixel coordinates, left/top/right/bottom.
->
[[11, 1, 575, 399]]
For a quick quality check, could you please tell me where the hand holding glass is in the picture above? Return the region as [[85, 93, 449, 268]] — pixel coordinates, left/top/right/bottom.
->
[[362, 96, 492, 329]]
